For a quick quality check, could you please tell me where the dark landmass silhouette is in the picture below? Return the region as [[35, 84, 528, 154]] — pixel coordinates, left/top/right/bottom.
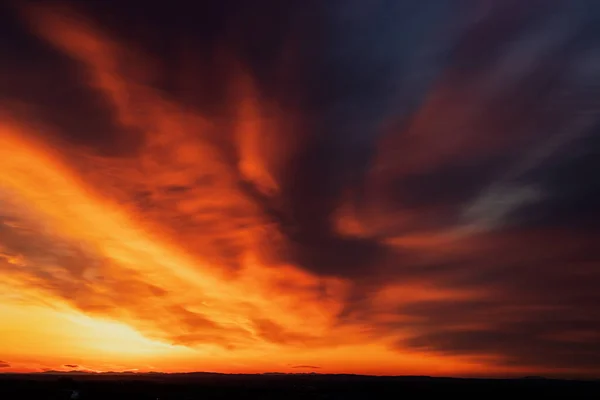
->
[[1, 371, 599, 399]]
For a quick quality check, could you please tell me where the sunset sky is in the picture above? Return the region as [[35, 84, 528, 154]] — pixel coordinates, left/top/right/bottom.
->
[[0, 0, 599, 378]]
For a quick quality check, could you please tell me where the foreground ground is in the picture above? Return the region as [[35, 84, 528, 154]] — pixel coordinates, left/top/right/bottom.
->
[[1, 372, 599, 399]]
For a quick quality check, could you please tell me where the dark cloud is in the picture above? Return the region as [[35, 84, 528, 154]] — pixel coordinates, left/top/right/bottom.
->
[[513, 130, 600, 231], [0, 4, 142, 156], [292, 365, 321, 369], [64, 364, 79, 369], [369, 230, 600, 370], [268, 1, 469, 277], [0, 360, 10, 368], [406, 327, 600, 369]]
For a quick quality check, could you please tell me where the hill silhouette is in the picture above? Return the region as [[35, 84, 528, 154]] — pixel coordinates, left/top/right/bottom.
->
[[1, 371, 599, 399]]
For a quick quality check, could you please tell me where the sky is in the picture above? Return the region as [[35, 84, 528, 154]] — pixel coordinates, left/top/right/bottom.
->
[[0, 0, 599, 378]]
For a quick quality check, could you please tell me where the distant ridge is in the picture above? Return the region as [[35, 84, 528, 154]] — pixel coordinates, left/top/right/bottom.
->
[[5, 371, 589, 381], [26, 371, 551, 380]]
